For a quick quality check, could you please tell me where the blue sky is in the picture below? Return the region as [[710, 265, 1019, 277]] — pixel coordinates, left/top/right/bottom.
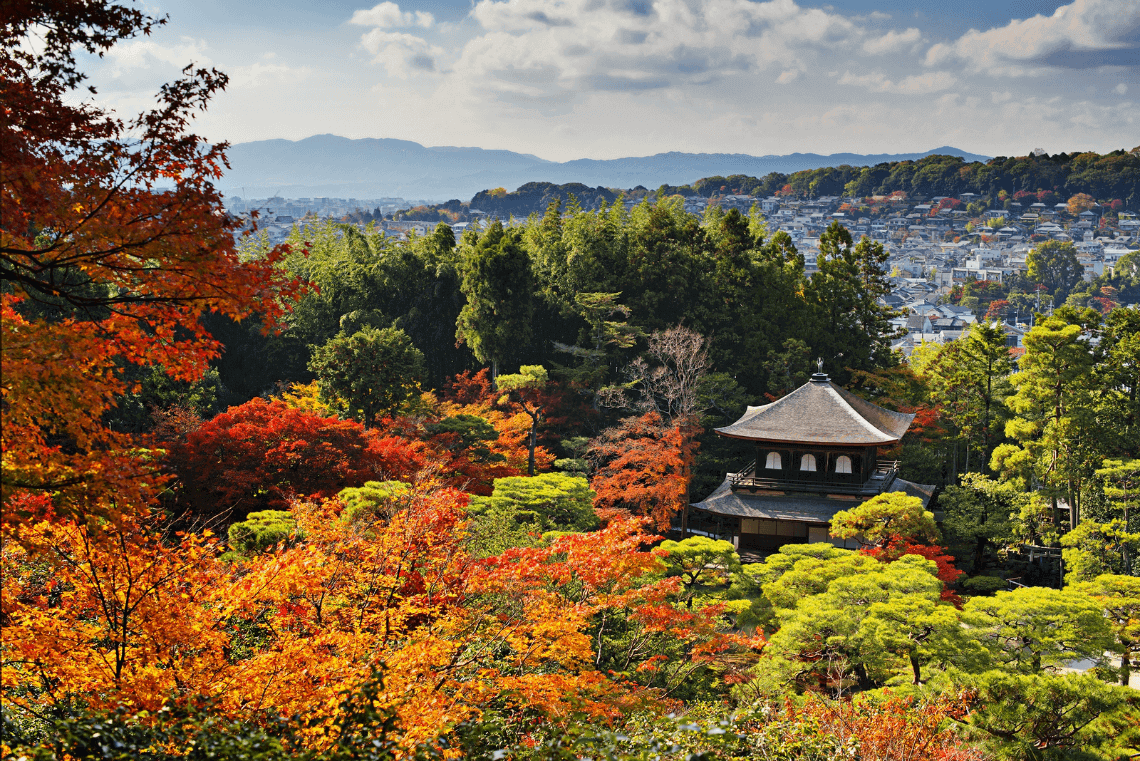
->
[[85, 0, 1138, 161]]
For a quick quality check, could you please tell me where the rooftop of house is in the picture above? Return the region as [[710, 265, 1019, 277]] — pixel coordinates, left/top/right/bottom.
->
[[715, 371, 915, 446]]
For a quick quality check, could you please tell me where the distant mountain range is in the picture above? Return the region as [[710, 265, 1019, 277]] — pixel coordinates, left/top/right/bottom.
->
[[219, 134, 991, 202]]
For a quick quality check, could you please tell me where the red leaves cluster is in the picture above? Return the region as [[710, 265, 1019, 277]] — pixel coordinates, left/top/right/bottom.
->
[[863, 537, 965, 607], [169, 398, 425, 517]]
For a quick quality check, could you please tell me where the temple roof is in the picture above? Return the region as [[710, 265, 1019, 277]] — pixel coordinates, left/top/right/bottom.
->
[[715, 373, 914, 446], [692, 476, 937, 522]]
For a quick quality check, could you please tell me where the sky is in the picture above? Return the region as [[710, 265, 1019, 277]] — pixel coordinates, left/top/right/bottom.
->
[[81, 0, 1139, 162]]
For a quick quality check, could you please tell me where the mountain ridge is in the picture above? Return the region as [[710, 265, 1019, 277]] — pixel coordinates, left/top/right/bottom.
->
[[219, 134, 992, 201]]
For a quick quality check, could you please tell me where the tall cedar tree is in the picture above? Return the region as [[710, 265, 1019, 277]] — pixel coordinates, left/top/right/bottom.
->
[[455, 222, 534, 379], [1, 0, 304, 524]]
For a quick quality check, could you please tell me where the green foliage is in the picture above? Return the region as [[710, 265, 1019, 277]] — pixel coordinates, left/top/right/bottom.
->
[[456, 221, 535, 374], [467, 473, 599, 556], [956, 670, 1139, 760], [227, 510, 301, 558], [2, 669, 406, 761], [1061, 519, 1140, 583], [309, 326, 426, 427], [939, 473, 1022, 574], [963, 587, 1115, 673], [1027, 240, 1083, 303], [922, 321, 1014, 473], [751, 552, 970, 693], [1077, 574, 1140, 686], [657, 536, 741, 608], [339, 481, 411, 525], [496, 364, 548, 395], [995, 309, 1101, 528], [425, 414, 503, 464], [829, 492, 939, 548]]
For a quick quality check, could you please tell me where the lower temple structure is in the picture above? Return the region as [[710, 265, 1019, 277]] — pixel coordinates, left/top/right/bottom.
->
[[688, 364, 938, 553]]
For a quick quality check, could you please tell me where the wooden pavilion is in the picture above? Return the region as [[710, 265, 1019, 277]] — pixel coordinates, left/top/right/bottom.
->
[[687, 363, 938, 553]]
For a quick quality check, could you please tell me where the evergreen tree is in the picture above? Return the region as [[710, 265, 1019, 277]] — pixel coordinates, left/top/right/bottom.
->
[[455, 222, 535, 379]]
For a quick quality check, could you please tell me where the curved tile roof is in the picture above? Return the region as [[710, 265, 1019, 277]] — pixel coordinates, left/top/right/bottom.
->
[[715, 374, 914, 446], [691, 475, 936, 521]]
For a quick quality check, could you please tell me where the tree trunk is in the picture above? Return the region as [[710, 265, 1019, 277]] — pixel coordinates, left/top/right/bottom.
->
[[527, 413, 538, 477], [1121, 651, 1132, 687], [854, 662, 873, 692], [1124, 495, 1132, 576], [910, 653, 922, 685]]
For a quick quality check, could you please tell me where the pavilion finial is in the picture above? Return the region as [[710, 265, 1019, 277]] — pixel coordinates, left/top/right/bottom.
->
[[817, 357, 824, 373]]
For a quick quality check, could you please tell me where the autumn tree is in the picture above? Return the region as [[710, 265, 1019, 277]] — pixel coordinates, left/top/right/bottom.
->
[[1, 0, 304, 525], [496, 365, 549, 476], [589, 413, 691, 530], [172, 398, 425, 517], [604, 326, 710, 533], [1067, 193, 1097, 216]]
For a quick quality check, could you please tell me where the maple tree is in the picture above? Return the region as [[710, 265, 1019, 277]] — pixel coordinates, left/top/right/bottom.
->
[[170, 398, 425, 517], [589, 413, 692, 530], [2, 477, 759, 752], [1, 0, 305, 525]]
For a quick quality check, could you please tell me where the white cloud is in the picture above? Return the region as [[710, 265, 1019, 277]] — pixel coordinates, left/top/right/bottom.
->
[[448, 0, 863, 103], [360, 29, 445, 77], [839, 69, 957, 94], [227, 61, 311, 89], [104, 37, 212, 76], [862, 27, 921, 55], [925, 0, 1140, 75], [1116, 83, 1128, 94], [351, 2, 434, 29]]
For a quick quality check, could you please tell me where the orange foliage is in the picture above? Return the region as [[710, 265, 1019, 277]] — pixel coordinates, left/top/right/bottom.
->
[[781, 690, 983, 760], [1, 0, 306, 526], [589, 413, 695, 531], [1, 486, 759, 751], [1, 512, 233, 714], [440, 369, 496, 405]]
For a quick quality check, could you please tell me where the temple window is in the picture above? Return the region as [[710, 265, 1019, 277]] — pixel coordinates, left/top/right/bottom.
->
[[765, 451, 782, 470], [800, 453, 817, 472], [835, 455, 852, 474]]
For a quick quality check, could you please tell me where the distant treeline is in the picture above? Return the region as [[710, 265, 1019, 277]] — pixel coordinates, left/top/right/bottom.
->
[[666, 149, 1140, 205], [469, 182, 622, 216], [386, 149, 1139, 222]]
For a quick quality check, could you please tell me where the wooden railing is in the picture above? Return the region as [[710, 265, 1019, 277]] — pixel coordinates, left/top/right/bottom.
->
[[729, 460, 900, 496]]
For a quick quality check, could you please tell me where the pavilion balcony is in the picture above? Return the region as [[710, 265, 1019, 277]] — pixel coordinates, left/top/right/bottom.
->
[[728, 459, 900, 497]]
